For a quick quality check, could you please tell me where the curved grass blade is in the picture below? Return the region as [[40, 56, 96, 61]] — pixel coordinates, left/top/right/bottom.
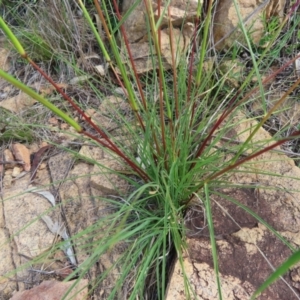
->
[[0, 69, 82, 132], [203, 184, 223, 300], [251, 249, 300, 299]]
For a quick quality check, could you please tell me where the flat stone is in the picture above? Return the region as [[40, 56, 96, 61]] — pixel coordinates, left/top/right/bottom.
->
[[213, 0, 286, 50], [0, 229, 17, 299], [0, 92, 36, 113], [11, 166, 22, 177], [3, 149, 15, 169], [2, 169, 12, 189], [90, 158, 129, 195], [12, 143, 31, 172], [10, 279, 88, 300], [0, 48, 10, 71], [3, 187, 58, 258]]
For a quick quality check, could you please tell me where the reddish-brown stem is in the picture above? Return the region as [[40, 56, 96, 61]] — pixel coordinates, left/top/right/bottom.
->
[[190, 53, 300, 169], [189, 91, 240, 170], [238, 53, 300, 111], [158, 69, 166, 156], [157, 0, 162, 51], [190, 0, 213, 124], [187, 18, 201, 134], [24, 57, 149, 182], [82, 130, 150, 182], [93, 0, 146, 132], [168, 8, 179, 120], [142, 0, 167, 156], [185, 129, 300, 206], [93, 0, 111, 42], [187, 16, 201, 105], [112, 0, 148, 112], [204, 130, 300, 185], [111, 0, 167, 156], [285, 0, 300, 21], [26, 58, 121, 150], [96, 0, 161, 159], [166, 7, 177, 152], [92, 1, 125, 94], [157, 5, 167, 158]]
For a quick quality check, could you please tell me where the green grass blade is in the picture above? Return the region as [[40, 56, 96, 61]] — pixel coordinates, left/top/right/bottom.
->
[[78, 0, 111, 63], [195, 0, 212, 86], [0, 69, 82, 132], [0, 16, 26, 56], [203, 184, 223, 300], [251, 249, 300, 299]]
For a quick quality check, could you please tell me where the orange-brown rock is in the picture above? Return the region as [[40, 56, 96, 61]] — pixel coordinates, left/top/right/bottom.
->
[[12, 143, 31, 172], [10, 279, 88, 300]]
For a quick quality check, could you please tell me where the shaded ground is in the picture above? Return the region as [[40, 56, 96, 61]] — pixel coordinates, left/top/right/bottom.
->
[[168, 116, 300, 299]]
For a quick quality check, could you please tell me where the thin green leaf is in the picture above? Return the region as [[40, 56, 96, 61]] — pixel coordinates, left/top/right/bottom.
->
[[204, 184, 223, 300], [251, 249, 300, 299], [0, 69, 82, 132], [0, 16, 26, 56]]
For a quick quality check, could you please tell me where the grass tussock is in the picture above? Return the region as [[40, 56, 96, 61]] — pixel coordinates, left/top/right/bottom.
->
[[1, 0, 300, 299]]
